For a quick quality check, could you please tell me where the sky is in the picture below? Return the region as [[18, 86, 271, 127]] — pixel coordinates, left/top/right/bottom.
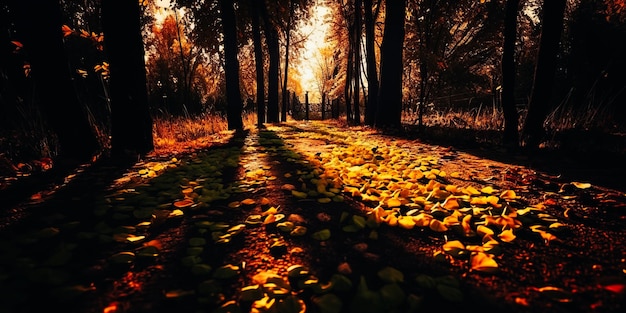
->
[[296, 3, 331, 103], [150, 0, 331, 103]]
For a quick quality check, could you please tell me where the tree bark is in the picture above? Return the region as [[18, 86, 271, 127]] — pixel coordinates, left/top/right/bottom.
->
[[260, 1, 280, 123], [281, 0, 295, 122], [364, 0, 379, 126], [353, 0, 362, 124], [502, 0, 520, 148], [102, 0, 154, 158], [218, 0, 244, 130], [11, 0, 99, 161], [251, 0, 266, 127], [521, 0, 567, 149], [375, 0, 405, 129]]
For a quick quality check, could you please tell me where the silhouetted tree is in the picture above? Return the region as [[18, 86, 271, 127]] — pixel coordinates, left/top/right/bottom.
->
[[521, 0, 567, 149], [281, 0, 295, 122], [502, 0, 520, 147], [353, 0, 362, 124], [260, 1, 281, 123], [364, 0, 379, 126], [9, 0, 99, 161], [249, 0, 266, 127], [101, 0, 154, 158], [375, 0, 405, 129], [218, 0, 244, 130]]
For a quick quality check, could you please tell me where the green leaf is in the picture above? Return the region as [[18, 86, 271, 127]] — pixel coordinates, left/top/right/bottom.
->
[[330, 274, 353, 292], [213, 264, 240, 279], [312, 229, 331, 241], [191, 264, 212, 276], [108, 252, 135, 264], [415, 275, 436, 289], [277, 221, 295, 232], [352, 215, 366, 229], [379, 283, 406, 309], [436, 283, 464, 303], [351, 276, 383, 313], [275, 295, 305, 313], [188, 237, 206, 247], [181, 255, 202, 267], [287, 265, 310, 278], [377, 266, 404, 283], [406, 294, 424, 312], [313, 293, 343, 313], [240, 285, 264, 302]]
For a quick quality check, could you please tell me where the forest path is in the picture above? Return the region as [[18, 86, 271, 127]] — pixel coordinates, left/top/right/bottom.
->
[[0, 121, 625, 313]]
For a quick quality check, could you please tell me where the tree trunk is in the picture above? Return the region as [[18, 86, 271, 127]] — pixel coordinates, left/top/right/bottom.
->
[[219, 0, 244, 130], [418, 59, 427, 130], [353, 0, 362, 124], [251, 0, 266, 127], [260, 1, 280, 123], [11, 0, 99, 161], [282, 0, 295, 122], [521, 0, 567, 149], [345, 36, 354, 122], [364, 0, 379, 126], [101, 0, 154, 158], [501, 0, 520, 148], [375, 0, 405, 129]]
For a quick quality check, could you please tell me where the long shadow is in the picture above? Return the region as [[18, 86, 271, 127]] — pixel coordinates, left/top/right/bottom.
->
[[0, 131, 249, 313], [255, 126, 510, 313], [403, 124, 626, 192]]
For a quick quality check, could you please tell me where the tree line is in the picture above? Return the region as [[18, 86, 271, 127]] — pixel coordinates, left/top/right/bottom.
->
[[1, 0, 624, 163]]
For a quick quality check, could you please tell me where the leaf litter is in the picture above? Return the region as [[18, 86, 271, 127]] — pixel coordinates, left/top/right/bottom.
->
[[0, 121, 625, 313]]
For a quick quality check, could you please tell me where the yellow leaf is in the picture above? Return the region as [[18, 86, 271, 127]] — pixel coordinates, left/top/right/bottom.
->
[[413, 213, 432, 227], [476, 225, 494, 237], [263, 214, 276, 224], [241, 198, 256, 205], [429, 219, 448, 232], [442, 197, 460, 210], [262, 207, 278, 216], [174, 199, 194, 208], [498, 229, 516, 242], [386, 198, 402, 208], [500, 190, 518, 200], [260, 197, 270, 206], [291, 190, 308, 199], [470, 252, 498, 272], [282, 184, 296, 191], [481, 186, 497, 194], [464, 186, 481, 196], [443, 240, 465, 253], [61, 25, 73, 37], [397, 216, 415, 229], [538, 230, 558, 243], [317, 197, 332, 204], [572, 182, 591, 189], [549, 222, 566, 229], [386, 214, 398, 227]]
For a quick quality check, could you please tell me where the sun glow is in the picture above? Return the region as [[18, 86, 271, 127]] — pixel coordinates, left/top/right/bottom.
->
[[298, 2, 332, 103]]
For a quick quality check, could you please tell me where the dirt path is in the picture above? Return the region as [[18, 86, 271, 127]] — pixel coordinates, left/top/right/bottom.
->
[[1, 121, 625, 313]]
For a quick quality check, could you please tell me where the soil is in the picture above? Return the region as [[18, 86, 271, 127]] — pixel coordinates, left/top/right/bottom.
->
[[1, 120, 625, 313]]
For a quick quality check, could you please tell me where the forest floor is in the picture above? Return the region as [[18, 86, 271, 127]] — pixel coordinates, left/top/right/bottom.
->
[[1, 120, 625, 313]]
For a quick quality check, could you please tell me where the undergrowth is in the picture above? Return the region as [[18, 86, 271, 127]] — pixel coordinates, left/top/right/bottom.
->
[[1, 102, 624, 177]]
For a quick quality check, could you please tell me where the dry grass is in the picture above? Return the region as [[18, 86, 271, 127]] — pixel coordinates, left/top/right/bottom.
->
[[151, 112, 258, 155], [402, 104, 507, 131]]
